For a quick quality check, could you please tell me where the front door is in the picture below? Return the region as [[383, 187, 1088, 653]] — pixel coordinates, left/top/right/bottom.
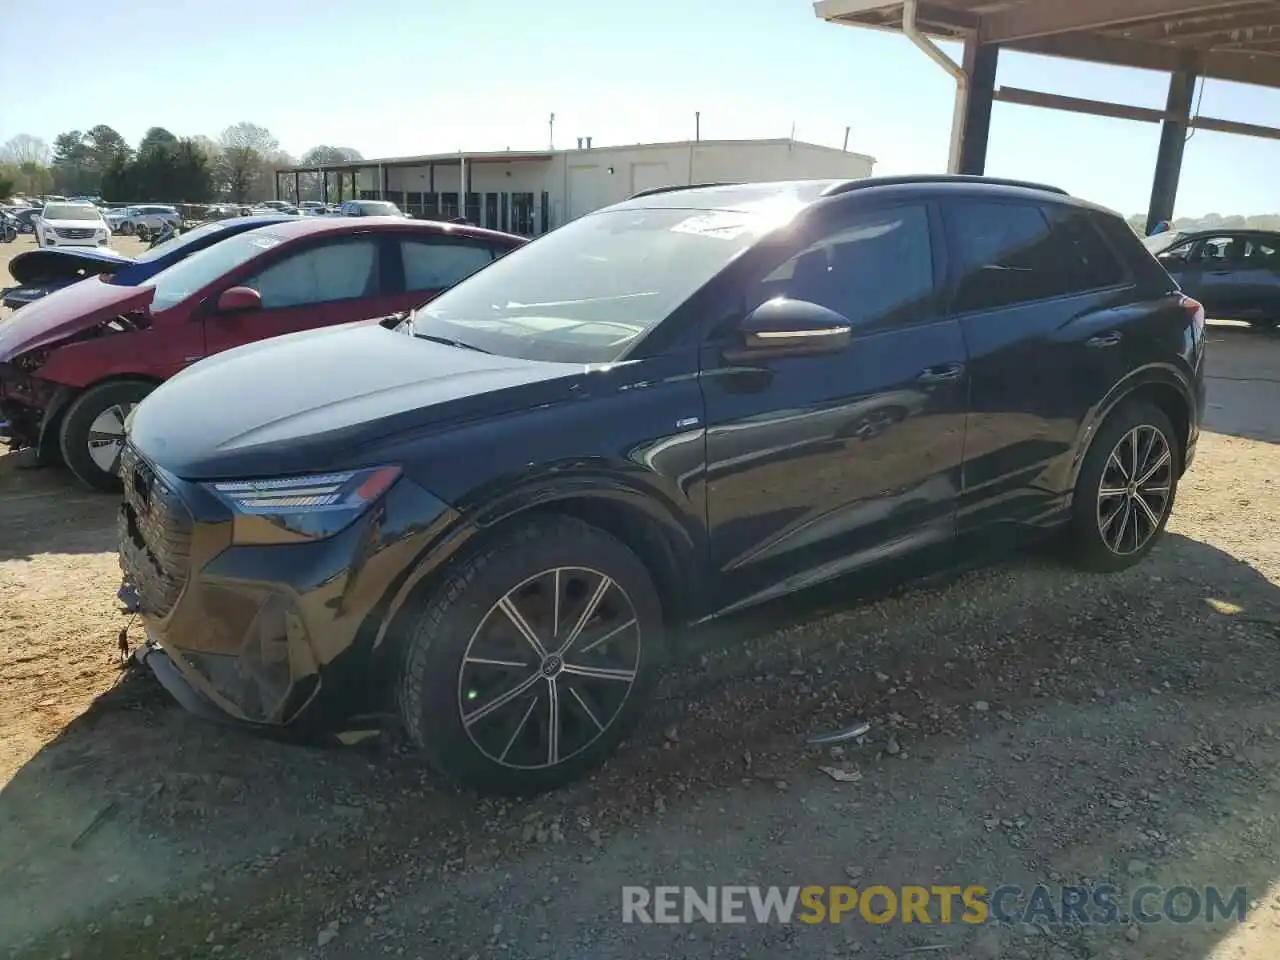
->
[[699, 200, 968, 614], [203, 235, 388, 356], [1158, 235, 1238, 318]]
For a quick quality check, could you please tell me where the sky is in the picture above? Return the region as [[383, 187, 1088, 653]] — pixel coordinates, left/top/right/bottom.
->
[[4, 0, 1280, 218]]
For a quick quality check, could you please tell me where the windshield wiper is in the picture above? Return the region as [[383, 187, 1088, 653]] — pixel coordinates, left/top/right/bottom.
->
[[415, 333, 491, 354]]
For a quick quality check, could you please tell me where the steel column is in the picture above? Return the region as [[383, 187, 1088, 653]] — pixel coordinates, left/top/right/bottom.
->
[[1146, 68, 1198, 235], [958, 38, 999, 175]]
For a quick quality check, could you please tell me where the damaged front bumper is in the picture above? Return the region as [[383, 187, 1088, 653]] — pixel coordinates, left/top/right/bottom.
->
[[0, 365, 66, 455], [116, 444, 459, 737]]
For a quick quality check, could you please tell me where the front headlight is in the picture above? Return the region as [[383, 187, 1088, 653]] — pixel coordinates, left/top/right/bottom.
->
[[207, 466, 401, 543]]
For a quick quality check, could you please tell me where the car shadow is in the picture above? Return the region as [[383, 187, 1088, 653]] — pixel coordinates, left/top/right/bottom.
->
[[0, 452, 117, 561], [3, 529, 1278, 956]]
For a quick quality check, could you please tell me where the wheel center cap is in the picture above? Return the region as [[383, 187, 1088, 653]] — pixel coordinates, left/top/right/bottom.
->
[[540, 654, 564, 678], [1127, 481, 1139, 497]]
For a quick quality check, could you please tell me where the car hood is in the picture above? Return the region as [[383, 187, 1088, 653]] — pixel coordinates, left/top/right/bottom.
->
[[0, 277, 154, 361], [8, 246, 134, 284], [128, 323, 583, 480]]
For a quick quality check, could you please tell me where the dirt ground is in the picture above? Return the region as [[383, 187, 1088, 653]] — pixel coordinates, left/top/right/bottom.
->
[[2, 234, 1279, 959]]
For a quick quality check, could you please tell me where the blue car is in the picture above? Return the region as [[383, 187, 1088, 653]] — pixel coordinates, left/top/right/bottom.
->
[[1, 215, 295, 311]]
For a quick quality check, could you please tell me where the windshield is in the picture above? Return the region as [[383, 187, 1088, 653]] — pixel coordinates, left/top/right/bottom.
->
[[358, 201, 401, 216], [109, 220, 233, 281], [1142, 232, 1184, 255], [413, 206, 786, 363], [145, 228, 284, 311], [43, 204, 101, 221]]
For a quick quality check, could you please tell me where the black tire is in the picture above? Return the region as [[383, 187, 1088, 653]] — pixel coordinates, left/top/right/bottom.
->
[[1067, 400, 1181, 573], [396, 516, 665, 796], [59, 380, 156, 492]]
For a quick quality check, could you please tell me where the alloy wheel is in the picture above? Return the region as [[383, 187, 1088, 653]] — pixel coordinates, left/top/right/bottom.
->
[[87, 403, 136, 474], [458, 566, 642, 770], [1096, 424, 1173, 556]]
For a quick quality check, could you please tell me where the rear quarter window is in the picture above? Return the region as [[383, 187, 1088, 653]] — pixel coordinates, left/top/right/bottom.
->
[[1043, 205, 1127, 293], [1092, 213, 1178, 292]]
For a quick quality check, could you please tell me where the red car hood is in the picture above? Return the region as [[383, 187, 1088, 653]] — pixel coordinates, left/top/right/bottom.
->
[[0, 277, 154, 362]]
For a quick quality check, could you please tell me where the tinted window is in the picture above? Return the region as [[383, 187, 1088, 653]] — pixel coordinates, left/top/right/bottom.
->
[[242, 238, 379, 309], [1245, 237, 1280, 266], [1046, 208, 1126, 292], [945, 201, 1067, 312], [756, 204, 935, 328], [1156, 239, 1195, 265], [401, 239, 493, 292]]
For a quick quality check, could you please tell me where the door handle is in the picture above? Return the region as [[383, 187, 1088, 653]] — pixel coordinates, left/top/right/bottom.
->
[[1208, 269, 1232, 276], [916, 362, 964, 383], [1086, 332, 1122, 348]]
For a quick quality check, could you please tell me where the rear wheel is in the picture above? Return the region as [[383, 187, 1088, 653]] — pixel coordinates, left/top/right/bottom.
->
[[1067, 401, 1180, 572], [396, 516, 665, 796], [59, 380, 156, 492]]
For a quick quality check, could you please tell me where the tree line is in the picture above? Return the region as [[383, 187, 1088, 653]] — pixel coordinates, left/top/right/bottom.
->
[[1123, 212, 1280, 234], [0, 125, 362, 204]]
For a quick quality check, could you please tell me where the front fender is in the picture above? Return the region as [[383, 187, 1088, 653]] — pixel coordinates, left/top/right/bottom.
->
[[35, 383, 78, 462], [369, 467, 705, 653]]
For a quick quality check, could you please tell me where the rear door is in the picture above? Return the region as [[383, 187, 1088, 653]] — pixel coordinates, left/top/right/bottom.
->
[[700, 199, 969, 613], [202, 234, 387, 355], [942, 199, 1138, 539], [385, 233, 503, 313]]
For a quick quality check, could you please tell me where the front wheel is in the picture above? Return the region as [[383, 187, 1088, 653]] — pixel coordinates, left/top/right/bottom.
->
[[396, 516, 665, 796], [58, 380, 156, 492], [1067, 401, 1180, 572]]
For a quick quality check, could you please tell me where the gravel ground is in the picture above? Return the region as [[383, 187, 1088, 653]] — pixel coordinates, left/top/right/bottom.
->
[[1, 234, 1278, 959]]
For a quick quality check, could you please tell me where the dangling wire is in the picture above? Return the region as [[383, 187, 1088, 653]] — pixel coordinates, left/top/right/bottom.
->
[[1184, 76, 1206, 144]]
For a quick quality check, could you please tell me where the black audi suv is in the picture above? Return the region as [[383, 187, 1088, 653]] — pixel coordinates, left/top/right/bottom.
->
[[118, 175, 1206, 795]]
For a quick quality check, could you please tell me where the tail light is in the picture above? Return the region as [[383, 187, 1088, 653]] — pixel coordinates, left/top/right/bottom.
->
[[1179, 295, 1205, 338]]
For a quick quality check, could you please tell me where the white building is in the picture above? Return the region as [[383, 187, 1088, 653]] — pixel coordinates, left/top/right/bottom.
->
[[275, 138, 875, 236]]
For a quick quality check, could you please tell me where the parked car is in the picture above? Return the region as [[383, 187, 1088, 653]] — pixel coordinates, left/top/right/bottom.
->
[[114, 175, 1206, 796], [33, 202, 111, 249], [103, 207, 131, 232], [11, 206, 45, 234], [1, 214, 294, 310], [0, 217, 524, 489], [1144, 228, 1280, 329], [119, 204, 181, 236], [340, 199, 404, 217]]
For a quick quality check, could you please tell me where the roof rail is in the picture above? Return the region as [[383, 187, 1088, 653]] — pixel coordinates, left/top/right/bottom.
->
[[629, 182, 741, 199], [821, 174, 1069, 197]]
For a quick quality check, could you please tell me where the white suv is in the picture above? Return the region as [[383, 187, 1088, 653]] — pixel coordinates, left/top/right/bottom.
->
[[34, 202, 112, 248]]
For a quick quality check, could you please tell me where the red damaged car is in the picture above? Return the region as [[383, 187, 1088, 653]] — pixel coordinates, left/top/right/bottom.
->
[[0, 217, 525, 490]]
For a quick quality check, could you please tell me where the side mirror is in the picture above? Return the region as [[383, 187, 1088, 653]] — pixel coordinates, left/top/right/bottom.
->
[[216, 286, 262, 313], [724, 298, 852, 363]]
